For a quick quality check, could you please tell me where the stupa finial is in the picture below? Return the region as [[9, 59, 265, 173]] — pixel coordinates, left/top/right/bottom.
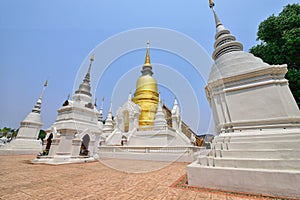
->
[[109, 100, 112, 113], [208, 0, 222, 28], [209, 0, 215, 8], [98, 97, 104, 121], [144, 40, 151, 65], [94, 97, 97, 107], [141, 40, 153, 76], [85, 52, 94, 82], [90, 52, 94, 62], [174, 97, 178, 106], [128, 92, 132, 101]]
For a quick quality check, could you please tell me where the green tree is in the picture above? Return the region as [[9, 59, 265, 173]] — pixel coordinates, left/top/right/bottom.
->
[[250, 3, 300, 107], [1, 127, 11, 137], [38, 129, 46, 141]]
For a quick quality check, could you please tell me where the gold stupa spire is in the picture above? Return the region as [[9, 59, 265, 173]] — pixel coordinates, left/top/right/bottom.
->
[[132, 40, 159, 127], [144, 40, 151, 66], [141, 41, 153, 75]]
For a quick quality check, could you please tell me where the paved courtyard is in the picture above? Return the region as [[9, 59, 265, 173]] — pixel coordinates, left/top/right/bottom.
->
[[0, 155, 294, 200]]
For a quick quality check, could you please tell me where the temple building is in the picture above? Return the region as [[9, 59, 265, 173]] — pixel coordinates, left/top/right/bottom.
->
[[98, 43, 202, 162], [187, 1, 300, 198], [32, 43, 201, 164], [0, 81, 47, 155]]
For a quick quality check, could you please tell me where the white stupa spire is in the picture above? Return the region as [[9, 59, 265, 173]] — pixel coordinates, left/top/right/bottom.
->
[[75, 53, 94, 97], [32, 80, 48, 114], [172, 97, 180, 117], [93, 97, 104, 130], [99, 97, 104, 121], [172, 97, 181, 130], [108, 100, 112, 115], [210, 1, 243, 60], [154, 98, 167, 129], [93, 97, 101, 122]]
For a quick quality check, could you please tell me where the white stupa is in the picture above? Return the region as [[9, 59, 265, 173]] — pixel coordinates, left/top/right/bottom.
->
[[187, 1, 300, 198], [0, 81, 47, 155], [103, 101, 114, 135], [33, 54, 103, 164]]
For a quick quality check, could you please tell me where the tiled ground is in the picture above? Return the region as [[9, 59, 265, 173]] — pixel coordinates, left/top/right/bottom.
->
[[0, 155, 293, 200]]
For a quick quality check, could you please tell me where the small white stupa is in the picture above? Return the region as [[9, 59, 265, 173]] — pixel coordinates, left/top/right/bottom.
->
[[33, 53, 103, 164], [187, 1, 300, 198], [153, 98, 167, 130], [0, 81, 48, 155], [103, 101, 114, 135]]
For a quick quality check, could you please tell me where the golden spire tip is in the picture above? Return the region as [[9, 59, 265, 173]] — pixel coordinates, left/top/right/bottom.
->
[[209, 0, 215, 8], [144, 41, 151, 65]]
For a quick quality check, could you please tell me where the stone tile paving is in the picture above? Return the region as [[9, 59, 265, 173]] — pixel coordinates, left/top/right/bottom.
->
[[0, 155, 296, 200]]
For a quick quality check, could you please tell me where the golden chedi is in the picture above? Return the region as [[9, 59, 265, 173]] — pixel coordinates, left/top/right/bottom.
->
[[132, 42, 159, 127]]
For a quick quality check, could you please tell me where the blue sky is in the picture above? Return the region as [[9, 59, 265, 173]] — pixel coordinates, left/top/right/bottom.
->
[[0, 0, 298, 134]]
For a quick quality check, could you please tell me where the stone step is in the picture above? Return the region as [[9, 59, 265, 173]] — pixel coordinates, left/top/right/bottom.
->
[[213, 140, 300, 150], [215, 149, 300, 159], [211, 157, 300, 170], [214, 133, 300, 143], [187, 162, 300, 198]]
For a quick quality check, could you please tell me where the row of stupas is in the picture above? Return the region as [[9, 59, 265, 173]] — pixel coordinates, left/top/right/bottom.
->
[[0, 40, 197, 162], [27, 43, 196, 164]]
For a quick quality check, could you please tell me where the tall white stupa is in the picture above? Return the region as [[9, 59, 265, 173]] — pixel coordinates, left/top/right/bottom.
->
[[0, 81, 48, 155], [33, 54, 103, 164], [187, 1, 300, 198]]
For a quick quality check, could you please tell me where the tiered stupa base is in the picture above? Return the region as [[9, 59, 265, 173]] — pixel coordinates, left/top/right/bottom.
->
[[0, 139, 42, 155], [99, 127, 202, 162], [187, 129, 300, 198]]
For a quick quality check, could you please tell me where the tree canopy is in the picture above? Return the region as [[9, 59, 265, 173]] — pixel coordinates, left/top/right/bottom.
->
[[0, 127, 18, 138], [38, 130, 47, 141], [250, 3, 300, 107]]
